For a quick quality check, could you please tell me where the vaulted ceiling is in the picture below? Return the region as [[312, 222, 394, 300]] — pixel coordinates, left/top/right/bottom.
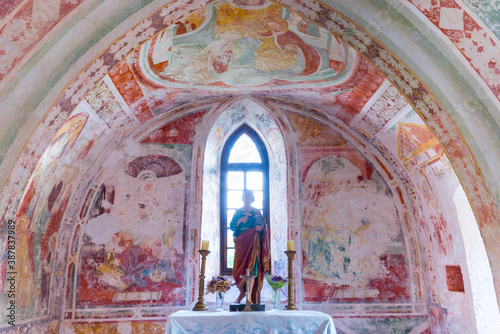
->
[[2, 0, 500, 329]]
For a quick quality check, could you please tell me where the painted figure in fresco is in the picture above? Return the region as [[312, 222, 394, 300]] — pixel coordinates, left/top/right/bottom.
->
[[30, 164, 78, 294], [253, 16, 321, 75], [47, 113, 88, 160], [16, 214, 39, 307], [5, 151, 79, 309], [288, 12, 320, 37], [92, 184, 179, 292], [94, 226, 178, 291], [96, 227, 164, 290], [230, 190, 270, 304], [0, 155, 44, 294], [139, 3, 353, 88], [41, 232, 58, 305], [110, 233, 160, 287], [163, 29, 244, 83], [27, 161, 58, 234], [302, 157, 402, 293], [174, 20, 197, 36]]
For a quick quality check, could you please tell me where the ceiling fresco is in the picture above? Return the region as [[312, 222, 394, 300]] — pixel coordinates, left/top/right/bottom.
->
[[133, 2, 355, 89], [1, 0, 499, 100]]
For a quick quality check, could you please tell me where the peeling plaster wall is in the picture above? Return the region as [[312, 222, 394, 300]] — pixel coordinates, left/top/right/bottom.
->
[[53, 109, 204, 330], [78, 167, 188, 307], [301, 157, 407, 302]]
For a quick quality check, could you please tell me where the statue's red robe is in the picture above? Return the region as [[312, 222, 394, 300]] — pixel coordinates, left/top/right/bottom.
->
[[233, 223, 271, 304]]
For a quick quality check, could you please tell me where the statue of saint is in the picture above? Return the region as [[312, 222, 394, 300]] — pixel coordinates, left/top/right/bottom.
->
[[230, 189, 270, 304]]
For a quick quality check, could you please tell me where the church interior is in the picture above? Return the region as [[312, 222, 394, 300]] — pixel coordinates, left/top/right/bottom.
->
[[1, 0, 500, 333]]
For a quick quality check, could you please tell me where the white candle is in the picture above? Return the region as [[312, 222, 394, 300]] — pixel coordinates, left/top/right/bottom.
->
[[201, 240, 209, 250], [287, 240, 294, 251]]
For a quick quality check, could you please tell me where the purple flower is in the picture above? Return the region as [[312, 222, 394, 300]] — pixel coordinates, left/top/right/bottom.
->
[[265, 274, 288, 289]]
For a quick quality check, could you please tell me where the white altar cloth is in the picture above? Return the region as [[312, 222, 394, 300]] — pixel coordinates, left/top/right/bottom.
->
[[165, 310, 336, 334]]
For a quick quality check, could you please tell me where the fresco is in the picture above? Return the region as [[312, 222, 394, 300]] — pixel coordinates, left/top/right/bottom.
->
[[0, 0, 87, 83], [0, 109, 108, 321], [84, 79, 135, 136], [141, 110, 207, 144], [108, 63, 155, 123], [301, 155, 409, 302], [133, 2, 352, 88], [371, 107, 483, 331], [0, 0, 499, 332], [45, 113, 88, 160], [75, 112, 204, 308], [65, 321, 166, 334], [77, 159, 187, 306], [354, 84, 409, 138], [2, 6, 497, 309], [287, 112, 345, 146], [2, 0, 499, 107]]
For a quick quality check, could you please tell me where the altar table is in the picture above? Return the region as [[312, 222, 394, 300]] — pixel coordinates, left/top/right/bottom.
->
[[165, 310, 336, 334]]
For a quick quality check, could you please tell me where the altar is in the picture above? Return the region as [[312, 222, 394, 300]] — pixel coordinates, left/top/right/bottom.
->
[[165, 310, 336, 333]]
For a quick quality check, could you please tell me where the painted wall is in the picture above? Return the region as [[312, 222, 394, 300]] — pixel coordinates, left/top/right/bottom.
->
[[301, 157, 408, 303], [1, 0, 500, 332], [0, 96, 487, 333]]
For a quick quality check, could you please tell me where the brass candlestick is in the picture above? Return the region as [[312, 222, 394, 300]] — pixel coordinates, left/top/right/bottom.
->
[[192, 249, 210, 311], [284, 250, 298, 310]]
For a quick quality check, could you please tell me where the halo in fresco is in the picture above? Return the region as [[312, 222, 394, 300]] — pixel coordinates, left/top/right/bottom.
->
[[132, 1, 356, 89]]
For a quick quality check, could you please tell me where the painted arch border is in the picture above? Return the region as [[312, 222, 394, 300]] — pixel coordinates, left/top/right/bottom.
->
[[2, 0, 500, 307]]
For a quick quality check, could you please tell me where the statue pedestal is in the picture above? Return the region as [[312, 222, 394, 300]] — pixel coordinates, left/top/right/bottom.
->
[[229, 303, 265, 312]]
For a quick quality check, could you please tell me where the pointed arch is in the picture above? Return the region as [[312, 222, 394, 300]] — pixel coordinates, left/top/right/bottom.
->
[[200, 98, 288, 282], [220, 124, 270, 274]]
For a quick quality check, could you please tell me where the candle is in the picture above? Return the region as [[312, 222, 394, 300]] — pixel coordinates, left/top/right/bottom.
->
[[201, 240, 209, 250], [287, 240, 294, 251]]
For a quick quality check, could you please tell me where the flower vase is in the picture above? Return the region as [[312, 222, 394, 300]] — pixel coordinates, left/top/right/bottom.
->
[[216, 291, 225, 311], [272, 288, 280, 310]]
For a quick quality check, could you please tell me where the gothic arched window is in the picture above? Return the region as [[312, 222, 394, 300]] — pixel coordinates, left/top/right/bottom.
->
[[220, 125, 270, 274]]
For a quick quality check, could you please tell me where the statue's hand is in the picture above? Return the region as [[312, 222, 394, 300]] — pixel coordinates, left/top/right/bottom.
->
[[255, 224, 264, 231], [236, 216, 247, 226]]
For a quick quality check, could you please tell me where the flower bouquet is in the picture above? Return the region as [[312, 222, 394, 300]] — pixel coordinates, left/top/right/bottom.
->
[[265, 274, 288, 290], [206, 275, 234, 310], [265, 274, 288, 310]]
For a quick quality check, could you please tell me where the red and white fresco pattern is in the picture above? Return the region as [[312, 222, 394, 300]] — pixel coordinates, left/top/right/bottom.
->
[[0, 0, 87, 87], [407, 0, 500, 99], [352, 83, 409, 138], [84, 80, 136, 136], [1, 0, 499, 102]]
